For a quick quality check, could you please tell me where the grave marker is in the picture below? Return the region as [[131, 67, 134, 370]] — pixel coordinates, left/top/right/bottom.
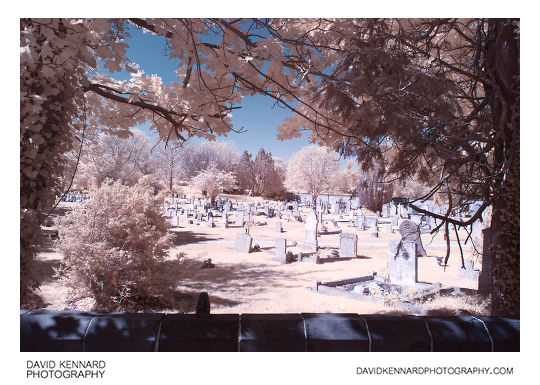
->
[[339, 233, 357, 258], [398, 220, 427, 258], [275, 238, 287, 264], [304, 210, 318, 252], [236, 211, 244, 227], [365, 217, 378, 230], [221, 213, 229, 228], [234, 233, 252, 253], [388, 240, 418, 286]]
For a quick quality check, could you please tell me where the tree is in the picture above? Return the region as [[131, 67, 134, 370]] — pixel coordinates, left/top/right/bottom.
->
[[330, 160, 359, 194], [357, 162, 394, 212], [236, 150, 255, 194], [81, 129, 154, 187], [285, 145, 340, 205], [180, 141, 240, 178], [55, 177, 175, 311], [189, 163, 237, 204], [253, 148, 285, 198], [153, 142, 184, 191]]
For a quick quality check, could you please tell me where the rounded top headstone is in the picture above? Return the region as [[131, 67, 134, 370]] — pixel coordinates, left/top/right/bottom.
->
[[306, 210, 318, 228], [399, 219, 420, 242]]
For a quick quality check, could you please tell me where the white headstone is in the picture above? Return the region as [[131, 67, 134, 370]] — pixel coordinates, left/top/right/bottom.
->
[[304, 211, 318, 251], [235, 233, 252, 253], [339, 233, 357, 258], [275, 238, 287, 263]]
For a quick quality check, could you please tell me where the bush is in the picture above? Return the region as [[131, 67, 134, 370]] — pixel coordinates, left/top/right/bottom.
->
[[56, 177, 176, 311]]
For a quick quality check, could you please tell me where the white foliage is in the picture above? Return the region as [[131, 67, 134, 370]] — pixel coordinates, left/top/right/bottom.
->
[[189, 163, 237, 201], [180, 141, 240, 178], [285, 145, 340, 202]]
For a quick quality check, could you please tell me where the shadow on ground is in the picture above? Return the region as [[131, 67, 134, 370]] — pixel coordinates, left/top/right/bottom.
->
[[170, 229, 221, 246], [174, 257, 317, 297]]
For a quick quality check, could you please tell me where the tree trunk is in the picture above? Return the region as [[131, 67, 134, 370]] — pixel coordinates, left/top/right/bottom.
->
[[485, 19, 520, 316], [489, 131, 519, 316]]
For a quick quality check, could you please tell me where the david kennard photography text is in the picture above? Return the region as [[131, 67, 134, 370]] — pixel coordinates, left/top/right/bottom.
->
[[27, 360, 106, 379]]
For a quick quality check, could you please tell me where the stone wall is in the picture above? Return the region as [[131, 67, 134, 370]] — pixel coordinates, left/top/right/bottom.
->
[[20, 310, 519, 352]]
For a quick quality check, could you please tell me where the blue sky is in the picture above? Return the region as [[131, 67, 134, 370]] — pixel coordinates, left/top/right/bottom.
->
[[120, 26, 313, 162]]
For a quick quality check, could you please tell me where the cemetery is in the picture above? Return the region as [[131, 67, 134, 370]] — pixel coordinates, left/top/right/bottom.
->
[[20, 17, 520, 355], [34, 192, 490, 317]]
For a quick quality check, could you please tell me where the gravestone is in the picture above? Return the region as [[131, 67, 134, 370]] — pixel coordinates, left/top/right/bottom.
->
[[398, 220, 427, 258], [304, 211, 318, 252], [388, 240, 418, 286], [339, 233, 357, 258], [390, 202, 397, 216], [275, 238, 287, 264], [221, 213, 229, 229], [425, 215, 435, 229], [382, 204, 389, 217], [410, 214, 423, 225], [398, 204, 408, 218], [391, 216, 399, 227], [170, 215, 179, 227], [276, 221, 282, 233], [457, 259, 480, 280], [236, 211, 244, 227], [366, 217, 378, 230], [207, 212, 214, 228], [386, 224, 393, 233], [235, 233, 252, 253], [348, 210, 355, 224]]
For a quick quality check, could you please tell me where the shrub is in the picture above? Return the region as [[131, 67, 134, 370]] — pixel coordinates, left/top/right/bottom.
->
[[56, 177, 176, 311]]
